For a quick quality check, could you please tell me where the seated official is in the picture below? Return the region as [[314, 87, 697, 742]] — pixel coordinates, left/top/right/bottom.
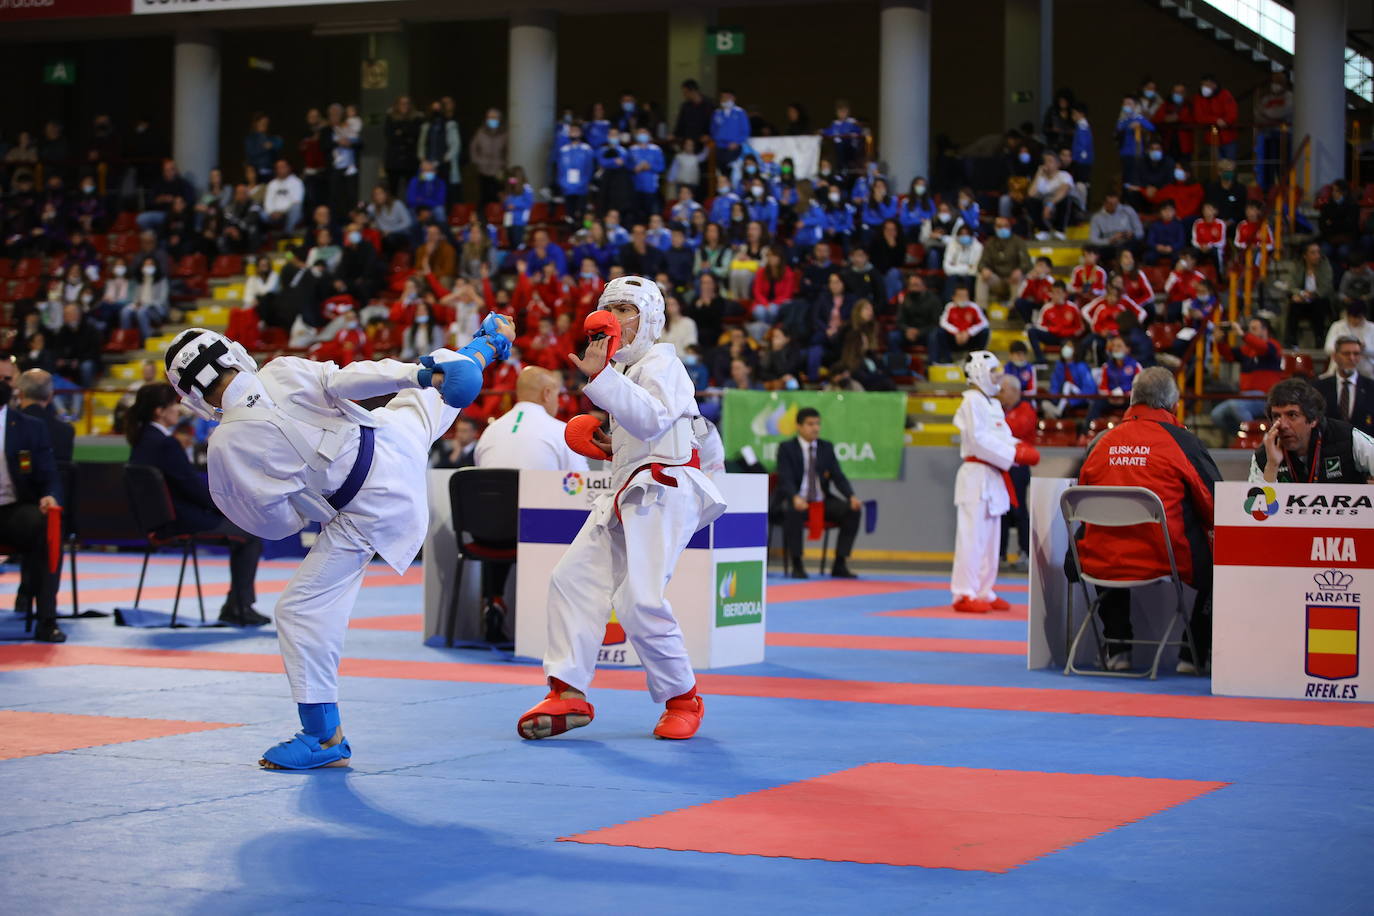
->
[[126, 383, 266, 627], [0, 357, 65, 642], [1251, 378, 1374, 483], [1314, 337, 1374, 437], [17, 369, 75, 464], [470, 367, 590, 641], [1074, 368, 1221, 673], [773, 406, 861, 579], [433, 415, 480, 468]]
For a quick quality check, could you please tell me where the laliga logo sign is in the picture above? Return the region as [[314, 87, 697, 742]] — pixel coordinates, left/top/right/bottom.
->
[[1244, 486, 1279, 521], [562, 472, 584, 496]]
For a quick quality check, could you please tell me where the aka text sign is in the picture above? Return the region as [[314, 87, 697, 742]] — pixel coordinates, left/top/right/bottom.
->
[[1213, 483, 1371, 702]]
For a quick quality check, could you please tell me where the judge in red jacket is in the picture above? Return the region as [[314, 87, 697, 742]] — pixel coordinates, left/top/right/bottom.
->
[[1072, 367, 1221, 673], [997, 375, 1036, 571]]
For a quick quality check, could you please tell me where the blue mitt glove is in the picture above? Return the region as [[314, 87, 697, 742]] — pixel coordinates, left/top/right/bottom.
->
[[418, 354, 486, 409], [476, 312, 514, 361]]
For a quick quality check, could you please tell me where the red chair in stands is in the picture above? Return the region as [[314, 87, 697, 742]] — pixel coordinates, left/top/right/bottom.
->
[[483, 202, 504, 224], [103, 329, 142, 353], [1036, 419, 1079, 447], [0, 259, 12, 280], [529, 202, 551, 225], [111, 211, 138, 234], [449, 203, 473, 226], [224, 308, 260, 350], [1149, 322, 1181, 352], [1086, 416, 1123, 437], [258, 326, 289, 350], [1143, 265, 1169, 292], [1233, 418, 1270, 450], [12, 258, 41, 280], [107, 232, 137, 256], [370, 323, 399, 354], [210, 254, 243, 278]]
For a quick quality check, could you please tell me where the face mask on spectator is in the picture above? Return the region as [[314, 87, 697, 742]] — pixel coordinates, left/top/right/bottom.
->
[[1011, 355, 1027, 367], [113, 264, 127, 277], [683, 353, 699, 366], [142, 264, 156, 276], [913, 183, 927, 195], [957, 234, 972, 246], [750, 185, 764, 198], [784, 376, 800, 390], [1171, 92, 1184, 104], [85, 264, 100, 281], [1017, 151, 1030, 164], [937, 212, 951, 223], [345, 319, 359, 330], [81, 183, 95, 194], [721, 99, 735, 110], [1148, 149, 1163, 161], [1110, 348, 1127, 360], [562, 113, 573, 124], [1143, 88, 1157, 99], [635, 132, 649, 144], [421, 171, 434, 181], [1121, 104, 1135, 116], [995, 227, 1011, 239], [819, 164, 831, 175], [581, 270, 597, 279], [828, 191, 841, 204], [745, 164, 757, 175], [1075, 118, 1087, 128], [1200, 85, 1214, 98], [622, 101, 635, 112], [1061, 345, 1074, 360], [618, 134, 632, 146], [1271, 82, 1284, 94], [415, 315, 428, 324], [486, 118, 500, 129], [1174, 168, 1187, 182], [781, 165, 792, 175], [347, 231, 362, 244], [80, 292, 93, 305]]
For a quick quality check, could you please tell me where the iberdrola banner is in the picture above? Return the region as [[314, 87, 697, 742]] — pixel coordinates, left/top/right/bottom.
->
[[720, 390, 907, 480]]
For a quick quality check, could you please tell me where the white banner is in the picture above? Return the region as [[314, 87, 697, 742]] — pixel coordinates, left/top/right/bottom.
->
[[748, 136, 822, 180], [135, 0, 398, 12]]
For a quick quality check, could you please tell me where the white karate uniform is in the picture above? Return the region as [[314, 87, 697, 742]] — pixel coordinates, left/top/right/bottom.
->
[[544, 343, 727, 702], [951, 388, 1018, 602], [208, 352, 463, 703]]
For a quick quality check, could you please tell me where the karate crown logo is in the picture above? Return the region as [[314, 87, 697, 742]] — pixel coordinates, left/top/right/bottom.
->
[[562, 472, 584, 496], [1314, 570, 1355, 591], [1243, 485, 1279, 521]]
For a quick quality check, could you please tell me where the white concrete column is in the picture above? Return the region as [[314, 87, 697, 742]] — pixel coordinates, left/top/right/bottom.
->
[[508, 10, 558, 183], [172, 29, 221, 194], [1039, 0, 1054, 125], [879, 0, 931, 184], [667, 8, 717, 114], [1293, 0, 1348, 189]]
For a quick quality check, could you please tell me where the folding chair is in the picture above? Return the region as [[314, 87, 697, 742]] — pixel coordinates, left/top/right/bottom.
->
[[1060, 485, 1196, 680], [444, 468, 518, 647]]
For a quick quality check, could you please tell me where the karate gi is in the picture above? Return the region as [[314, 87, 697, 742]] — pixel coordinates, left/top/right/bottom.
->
[[951, 388, 1018, 603], [543, 343, 726, 701], [210, 353, 462, 703]]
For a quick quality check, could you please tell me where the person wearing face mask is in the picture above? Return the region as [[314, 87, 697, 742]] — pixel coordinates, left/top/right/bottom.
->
[[1126, 140, 1174, 212], [1029, 281, 1085, 365], [71, 174, 107, 233], [121, 257, 169, 344], [1043, 339, 1096, 418], [557, 125, 596, 226], [1153, 164, 1203, 221], [976, 216, 1031, 308], [1089, 334, 1142, 420], [1203, 159, 1246, 225], [1137, 79, 1162, 120], [1068, 103, 1094, 184], [1003, 340, 1036, 395], [900, 178, 936, 238], [821, 185, 856, 244], [1252, 72, 1292, 188], [627, 129, 665, 225], [471, 108, 509, 209], [419, 99, 462, 202], [710, 89, 750, 169], [858, 177, 897, 242], [500, 166, 535, 249], [1189, 75, 1238, 162], [919, 203, 962, 268], [1115, 95, 1155, 186], [597, 133, 635, 218], [942, 227, 983, 301], [745, 179, 779, 235], [708, 177, 739, 227], [1151, 82, 1195, 162], [405, 158, 446, 216]]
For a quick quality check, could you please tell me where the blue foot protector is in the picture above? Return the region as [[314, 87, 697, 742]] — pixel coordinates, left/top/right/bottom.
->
[[259, 731, 352, 770]]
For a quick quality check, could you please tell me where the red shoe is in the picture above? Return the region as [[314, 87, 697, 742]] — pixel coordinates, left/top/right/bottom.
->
[[953, 596, 992, 614], [653, 689, 704, 740], [517, 678, 595, 740], [988, 597, 1012, 611]]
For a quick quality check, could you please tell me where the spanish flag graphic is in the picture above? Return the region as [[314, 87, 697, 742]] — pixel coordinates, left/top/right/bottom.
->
[[602, 610, 627, 647], [1305, 606, 1359, 680]]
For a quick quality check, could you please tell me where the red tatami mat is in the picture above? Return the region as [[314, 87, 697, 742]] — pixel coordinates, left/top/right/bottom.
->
[[4, 645, 1373, 727], [563, 762, 1226, 871], [875, 604, 1029, 621], [0, 710, 239, 761], [768, 580, 1028, 603], [350, 613, 424, 631], [767, 633, 1026, 654]]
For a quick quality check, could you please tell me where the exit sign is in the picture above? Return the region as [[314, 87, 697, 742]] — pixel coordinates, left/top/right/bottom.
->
[[43, 60, 76, 85], [707, 28, 745, 56]]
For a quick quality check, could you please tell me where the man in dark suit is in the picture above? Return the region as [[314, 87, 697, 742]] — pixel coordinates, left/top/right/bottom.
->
[[433, 415, 479, 468], [0, 358, 65, 642], [17, 369, 75, 463], [1315, 336, 1374, 436], [773, 406, 862, 579]]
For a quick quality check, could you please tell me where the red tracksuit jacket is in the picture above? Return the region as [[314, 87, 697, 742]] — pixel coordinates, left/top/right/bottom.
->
[[1191, 218, 1226, 252], [1036, 301, 1085, 338], [1075, 404, 1221, 584]]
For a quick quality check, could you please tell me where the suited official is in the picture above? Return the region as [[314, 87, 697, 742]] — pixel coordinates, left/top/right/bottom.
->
[[17, 370, 75, 464], [774, 406, 861, 578], [126, 383, 266, 626], [0, 358, 65, 642], [1315, 335, 1374, 436]]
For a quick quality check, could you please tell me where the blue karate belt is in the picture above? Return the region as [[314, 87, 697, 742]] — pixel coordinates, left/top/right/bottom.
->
[[328, 426, 375, 512]]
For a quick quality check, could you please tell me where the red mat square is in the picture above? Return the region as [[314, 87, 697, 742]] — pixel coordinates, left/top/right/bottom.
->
[[564, 763, 1225, 872], [0, 711, 239, 761]]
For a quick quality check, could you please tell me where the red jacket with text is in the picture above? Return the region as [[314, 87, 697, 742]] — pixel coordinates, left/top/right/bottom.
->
[[1075, 404, 1221, 585]]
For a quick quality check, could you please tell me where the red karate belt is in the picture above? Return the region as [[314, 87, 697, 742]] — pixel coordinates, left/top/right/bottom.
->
[[613, 449, 702, 523], [963, 457, 1018, 508]]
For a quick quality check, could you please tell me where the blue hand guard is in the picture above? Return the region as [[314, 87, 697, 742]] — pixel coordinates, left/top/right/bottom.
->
[[429, 354, 485, 409], [476, 313, 514, 361]]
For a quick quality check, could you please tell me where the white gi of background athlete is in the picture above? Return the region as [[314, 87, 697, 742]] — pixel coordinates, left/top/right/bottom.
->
[[951, 352, 1018, 603], [209, 352, 464, 704], [545, 278, 727, 702]]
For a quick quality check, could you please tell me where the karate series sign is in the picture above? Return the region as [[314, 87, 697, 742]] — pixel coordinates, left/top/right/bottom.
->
[[1213, 483, 1370, 703], [720, 390, 907, 480]]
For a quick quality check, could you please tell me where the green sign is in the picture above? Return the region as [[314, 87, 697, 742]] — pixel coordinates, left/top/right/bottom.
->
[[721, 390, 908, 480], [707, 28, 745, 56], [43, 60, 76, 86], [715, 561, 763, 627]]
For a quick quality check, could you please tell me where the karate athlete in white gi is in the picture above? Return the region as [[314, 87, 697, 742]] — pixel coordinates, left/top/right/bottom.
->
[[950, 351, 1039, 614], [517, 276, 726, 741], [164, 314, 513, 769]]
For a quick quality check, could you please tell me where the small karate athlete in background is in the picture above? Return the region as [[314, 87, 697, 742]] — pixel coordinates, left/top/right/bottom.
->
[[165, 315, 513, 770], [518, 276, 726, 741], [951, 350, 1040, 613]]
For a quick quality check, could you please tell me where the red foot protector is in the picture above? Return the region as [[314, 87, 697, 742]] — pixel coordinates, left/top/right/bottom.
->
[[563, 762, 1226, 871], [0, 710, 238, 761]]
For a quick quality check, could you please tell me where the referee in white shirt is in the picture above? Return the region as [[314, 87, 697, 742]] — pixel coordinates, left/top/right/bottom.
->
[[473, 367, 589, 638]]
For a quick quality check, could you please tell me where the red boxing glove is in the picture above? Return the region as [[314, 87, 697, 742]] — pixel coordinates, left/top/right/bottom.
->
[[565, 414, 612, 461], [583, 310, 621, 361], [1014, 441, 1041, 467]]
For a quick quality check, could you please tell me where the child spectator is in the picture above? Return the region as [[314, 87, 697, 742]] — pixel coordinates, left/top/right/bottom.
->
[[1004, 340, 1036, 394], [932, 285, 990, 363], [821, 99, 864, 175], [1028, 281, 1085, 363], [1164, 251, 1207, 320], [1043, 339, 1096, 418], [1091, 334, 1141, 419], [1068, 247, 1107, 304], [1233, 200, 1274, 267], [1145, 199, 1187, 265], [1115, 249, 1156, 309], [899, 177, 935, 239], [942, 225, 982, 299], [1190, 201, 1227, 274], [501, 166, 534, 249]]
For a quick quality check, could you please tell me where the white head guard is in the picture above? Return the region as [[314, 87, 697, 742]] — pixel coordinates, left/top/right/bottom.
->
[[164, 328, 260, 419], [597, 275, 665, 366], [963, 350, 1004, 397]]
